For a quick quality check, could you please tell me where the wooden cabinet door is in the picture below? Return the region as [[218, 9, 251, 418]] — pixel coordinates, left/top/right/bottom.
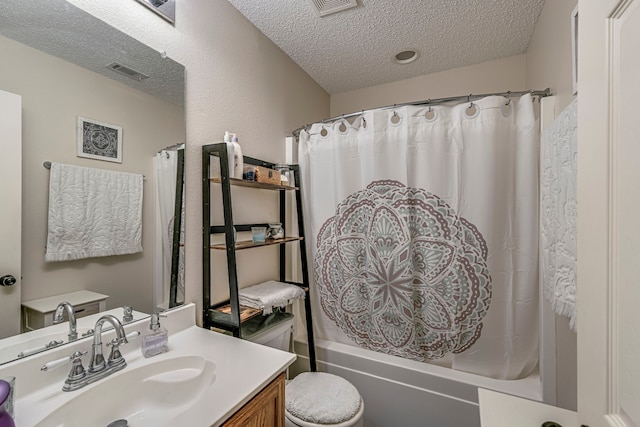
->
[[223, 373, 285, 427]]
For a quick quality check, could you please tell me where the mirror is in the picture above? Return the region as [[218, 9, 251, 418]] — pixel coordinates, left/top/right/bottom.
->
[[0, 0, 185, 364]]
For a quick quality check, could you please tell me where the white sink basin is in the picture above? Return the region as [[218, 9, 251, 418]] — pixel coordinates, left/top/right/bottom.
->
[[36, 355, 216, 427]]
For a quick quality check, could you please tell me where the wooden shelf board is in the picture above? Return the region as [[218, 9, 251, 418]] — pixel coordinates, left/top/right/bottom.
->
[[210, 177, 298, 191], [210, 236, 303, 251], [213, 304, 263, 323]]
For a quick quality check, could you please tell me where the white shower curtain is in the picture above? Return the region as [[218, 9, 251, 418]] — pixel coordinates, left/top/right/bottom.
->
[[299, 94, 539, 380]]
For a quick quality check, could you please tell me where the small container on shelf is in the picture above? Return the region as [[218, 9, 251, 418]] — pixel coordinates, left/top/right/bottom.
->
[[274, 164, 292, 186], [254, 166, 281, 185], [242, 165, 255, 181], [267, 223, 284, 240], [251, 227, 267, 243]]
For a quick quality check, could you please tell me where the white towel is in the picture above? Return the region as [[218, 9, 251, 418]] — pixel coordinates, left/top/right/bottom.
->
[[238, 280, 305, 315], [540, 98, 578, 330], [45, 162, 143, 262]]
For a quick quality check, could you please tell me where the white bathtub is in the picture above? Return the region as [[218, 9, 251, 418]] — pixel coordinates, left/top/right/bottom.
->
[[290, 339, 543, 427]]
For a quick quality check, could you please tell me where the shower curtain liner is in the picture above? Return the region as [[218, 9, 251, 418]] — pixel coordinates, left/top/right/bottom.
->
[[299, 94, 539, 380]]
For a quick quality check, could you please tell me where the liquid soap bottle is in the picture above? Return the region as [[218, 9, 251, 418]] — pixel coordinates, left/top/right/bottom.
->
[[141, 313, 168, 358]]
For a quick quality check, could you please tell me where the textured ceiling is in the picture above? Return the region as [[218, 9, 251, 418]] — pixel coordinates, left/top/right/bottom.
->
[[228, 0, 546, 94], [0, 0, 184, 106]]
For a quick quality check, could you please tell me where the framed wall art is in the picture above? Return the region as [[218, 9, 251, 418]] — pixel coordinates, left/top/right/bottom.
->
[[77, 116, 123, 163]]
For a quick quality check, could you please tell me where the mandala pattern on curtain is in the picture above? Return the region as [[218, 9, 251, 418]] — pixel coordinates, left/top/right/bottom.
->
[[315, 180, 492, 360]]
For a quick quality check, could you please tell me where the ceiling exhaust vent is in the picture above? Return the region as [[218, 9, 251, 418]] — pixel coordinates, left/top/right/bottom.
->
[[307, 0, 358, 17], [105, 62, 149, 81]]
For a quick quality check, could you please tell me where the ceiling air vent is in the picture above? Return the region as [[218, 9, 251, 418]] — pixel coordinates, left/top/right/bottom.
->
[[105, 62, 149, 81], [307, 0, 358, 17]]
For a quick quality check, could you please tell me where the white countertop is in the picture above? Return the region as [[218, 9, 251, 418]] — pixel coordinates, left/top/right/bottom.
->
[[0, 303, 296, 427]]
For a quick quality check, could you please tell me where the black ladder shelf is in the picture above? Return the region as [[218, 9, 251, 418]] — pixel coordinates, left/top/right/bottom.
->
[[202, 143, 317, 372]]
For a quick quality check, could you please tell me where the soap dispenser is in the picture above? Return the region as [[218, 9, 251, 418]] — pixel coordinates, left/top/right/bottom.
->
[[141, 313, 168, 358]]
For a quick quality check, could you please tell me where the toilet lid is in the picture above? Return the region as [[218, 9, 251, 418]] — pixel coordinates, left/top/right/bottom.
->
[[285, 372, 361, 425]]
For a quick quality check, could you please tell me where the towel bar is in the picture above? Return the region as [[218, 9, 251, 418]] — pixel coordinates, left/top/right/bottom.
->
[[43, 161, 145, 178]]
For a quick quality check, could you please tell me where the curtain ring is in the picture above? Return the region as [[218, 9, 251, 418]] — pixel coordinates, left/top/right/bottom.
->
[[505, 91, 512, 106]]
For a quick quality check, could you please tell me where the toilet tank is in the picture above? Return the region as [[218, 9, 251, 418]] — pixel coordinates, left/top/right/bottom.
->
[[243, 311, 294, 352]]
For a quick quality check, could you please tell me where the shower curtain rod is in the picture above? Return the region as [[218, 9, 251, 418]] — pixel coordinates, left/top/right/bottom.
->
[[292, 88, 551, 138], [157, 142, 185, 153]]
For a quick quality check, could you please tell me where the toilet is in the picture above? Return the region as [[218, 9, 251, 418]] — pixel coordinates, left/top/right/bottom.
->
[[284, 372, 364, 427], [246, 312, 364, 427]]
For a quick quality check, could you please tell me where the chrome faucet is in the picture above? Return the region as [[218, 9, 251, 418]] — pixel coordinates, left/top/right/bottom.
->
[[53, 301, 78, 341], [40, 314, 140, 391], [41, 314, 133, 392], [88, 314, 128, 374]]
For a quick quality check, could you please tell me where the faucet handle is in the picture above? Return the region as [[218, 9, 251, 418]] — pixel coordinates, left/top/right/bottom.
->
[[106, 331, 139, 365], [125, 330, 141, 341], [122, 305, 134, 323], [41, 350, 87, 372]]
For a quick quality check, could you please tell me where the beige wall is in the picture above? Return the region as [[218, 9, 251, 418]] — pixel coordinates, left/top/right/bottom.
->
[[0, 35, 185, 314], [330, 54, 527, 116], [526, 0, 578, 412], [68, 0, 330, 324], [526, 0, 577, 112]]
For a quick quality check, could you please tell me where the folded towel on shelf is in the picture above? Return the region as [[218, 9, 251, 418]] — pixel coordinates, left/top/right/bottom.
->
[[45, 162, 143, 262], [239, 280, 305, 315]]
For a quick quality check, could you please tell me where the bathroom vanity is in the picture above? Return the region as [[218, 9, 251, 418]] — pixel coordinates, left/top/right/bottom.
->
[[223, 372, 285, 426], [0, 303, 295, 426]]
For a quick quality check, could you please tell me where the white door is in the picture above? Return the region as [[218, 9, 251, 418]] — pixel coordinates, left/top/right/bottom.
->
[[578, 0, 640, 425], [0, 90, 22, 339]]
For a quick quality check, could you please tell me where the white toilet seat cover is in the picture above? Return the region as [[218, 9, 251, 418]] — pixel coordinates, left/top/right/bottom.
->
[[285, 372, 361, 425]]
